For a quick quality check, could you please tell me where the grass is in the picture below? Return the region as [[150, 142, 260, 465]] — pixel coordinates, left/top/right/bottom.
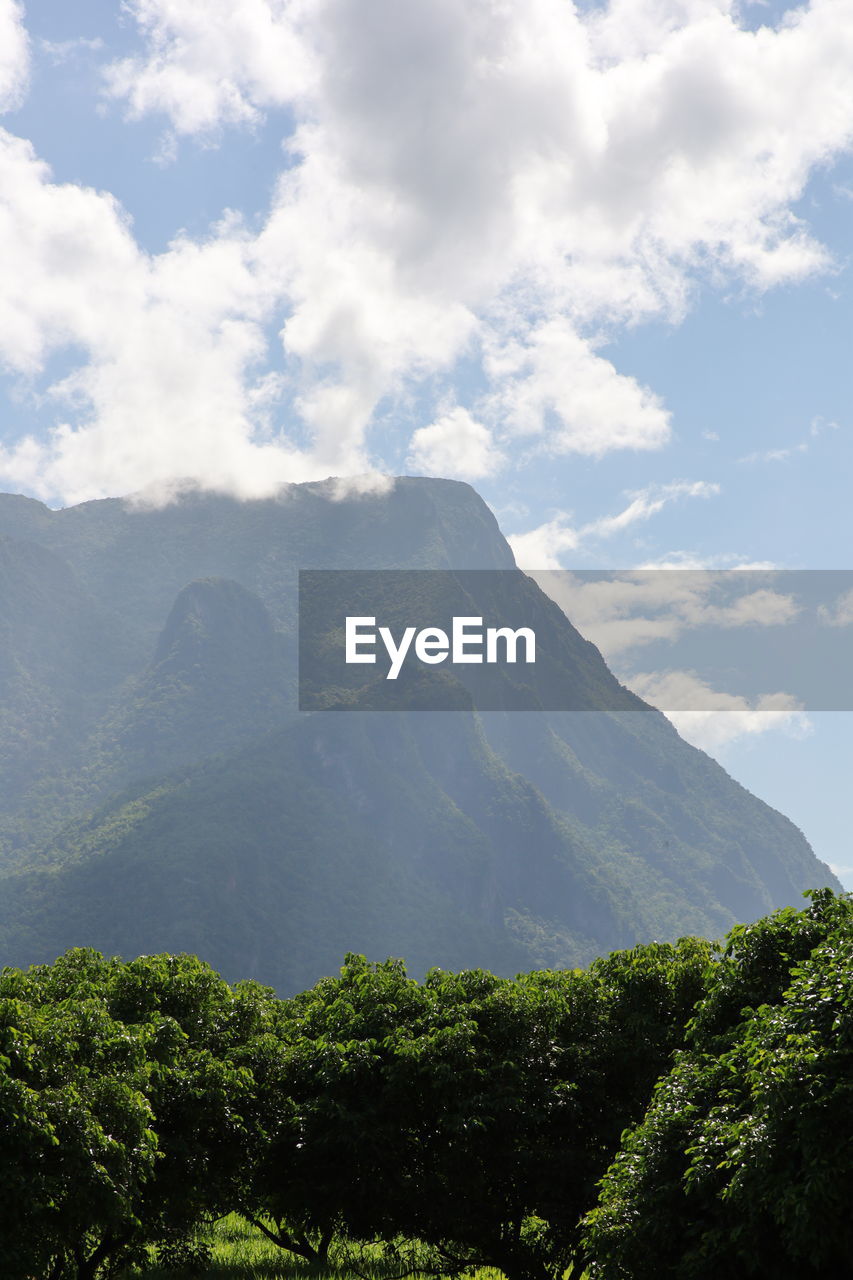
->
[[123, 1216, 588, 1280], [123, 1214, 292, 1278]]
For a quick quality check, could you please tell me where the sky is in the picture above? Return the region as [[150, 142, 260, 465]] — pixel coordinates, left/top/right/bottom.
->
[[1, 0, 853, 881]]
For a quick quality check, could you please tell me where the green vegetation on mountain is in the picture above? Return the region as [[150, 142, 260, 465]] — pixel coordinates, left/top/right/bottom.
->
[[0, 478, 838, 987]]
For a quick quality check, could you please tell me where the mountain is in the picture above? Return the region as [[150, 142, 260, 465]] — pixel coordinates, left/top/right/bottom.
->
[[0, 479, 838, 992]]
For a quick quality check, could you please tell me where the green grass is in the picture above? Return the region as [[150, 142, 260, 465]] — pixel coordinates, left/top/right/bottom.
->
[[121, 1216, 588, 1280], [123, 1215, 289, 1278], [123, 1217, 488, 1280]]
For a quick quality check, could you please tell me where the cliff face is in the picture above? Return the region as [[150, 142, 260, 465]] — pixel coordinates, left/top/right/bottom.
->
[[0, 479, 837, 991]]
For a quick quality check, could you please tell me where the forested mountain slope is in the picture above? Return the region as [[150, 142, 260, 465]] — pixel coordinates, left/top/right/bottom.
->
[[0, 479, 837, 990]]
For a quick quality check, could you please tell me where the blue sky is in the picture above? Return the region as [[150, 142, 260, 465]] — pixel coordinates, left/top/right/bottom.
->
[[2, 0, 853, 882]]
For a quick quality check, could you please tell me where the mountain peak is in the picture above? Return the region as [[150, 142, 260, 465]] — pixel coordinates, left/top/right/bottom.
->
[[0, 479, 838, 990], [153, 577, 276, 671]]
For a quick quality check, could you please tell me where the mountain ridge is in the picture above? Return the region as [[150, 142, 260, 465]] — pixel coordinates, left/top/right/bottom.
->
[[0, 478, 838, 990]]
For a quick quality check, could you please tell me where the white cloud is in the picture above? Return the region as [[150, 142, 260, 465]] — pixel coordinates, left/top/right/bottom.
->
[[586, 480, 719, 537], [810, 414, 841, 437], [407, 406, 505, 480], [636, 552, 778, 569], [508, 480, 719, 568], [626, 668, 812, 752], [508, 517, 581, 571], [0, 1, 28, 112], [483, 319, 671, 455], [738, 443, 809, 463], [738, 414, 843, 463], [103, 0, 315, 135], [829, 861, 853, 890], [0, 133, 141, 374], [2, 0, 853, 501], [533, 574, 698, 653], [818, 586, 853, 627], [528, 567, 799, 656], [695, 586, 800, 627], [0, 135, 314, 503]]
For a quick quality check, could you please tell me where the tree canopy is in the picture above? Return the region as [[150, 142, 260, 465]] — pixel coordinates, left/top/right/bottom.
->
[[4, 891, 853, 1279], [583, 889, 853, 1279]]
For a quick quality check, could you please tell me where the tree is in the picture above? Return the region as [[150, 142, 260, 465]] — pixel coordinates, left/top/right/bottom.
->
[[238, 942, 711, 1280], [0, 947, 276, 1276], [0, 968, 158, 1280], [388, 939, 712, 1280], [583, 889, 853, 1280], [104, 952, 276, 1241], [236, 954, 430, 1263]]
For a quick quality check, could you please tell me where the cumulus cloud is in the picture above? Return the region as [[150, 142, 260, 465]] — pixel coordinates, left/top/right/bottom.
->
[[2, 0, 853, 501], [626, 668, 812, 752], [0, 134, 300, 503], [508, 481, 719, 568], [407, 406, 505, 480], [507, 517, 581, 571], [483, 320, 671, 455], [103, 0, 315, 135]]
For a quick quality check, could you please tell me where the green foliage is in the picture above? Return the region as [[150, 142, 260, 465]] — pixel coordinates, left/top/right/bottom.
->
[[0, 949, 279, 1278], [583, 889, 853, 1279], [0, 486, 839, 991], [0, 937, 710, 1280], [153, 1230, 214, 1275], [8, 895, 853, 1280], [238, 942, 711, 1280], [0, 960, 159, 1279]]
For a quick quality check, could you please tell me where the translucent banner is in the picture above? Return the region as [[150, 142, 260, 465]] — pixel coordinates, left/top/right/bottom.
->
[[298, 569, 853, 712]]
